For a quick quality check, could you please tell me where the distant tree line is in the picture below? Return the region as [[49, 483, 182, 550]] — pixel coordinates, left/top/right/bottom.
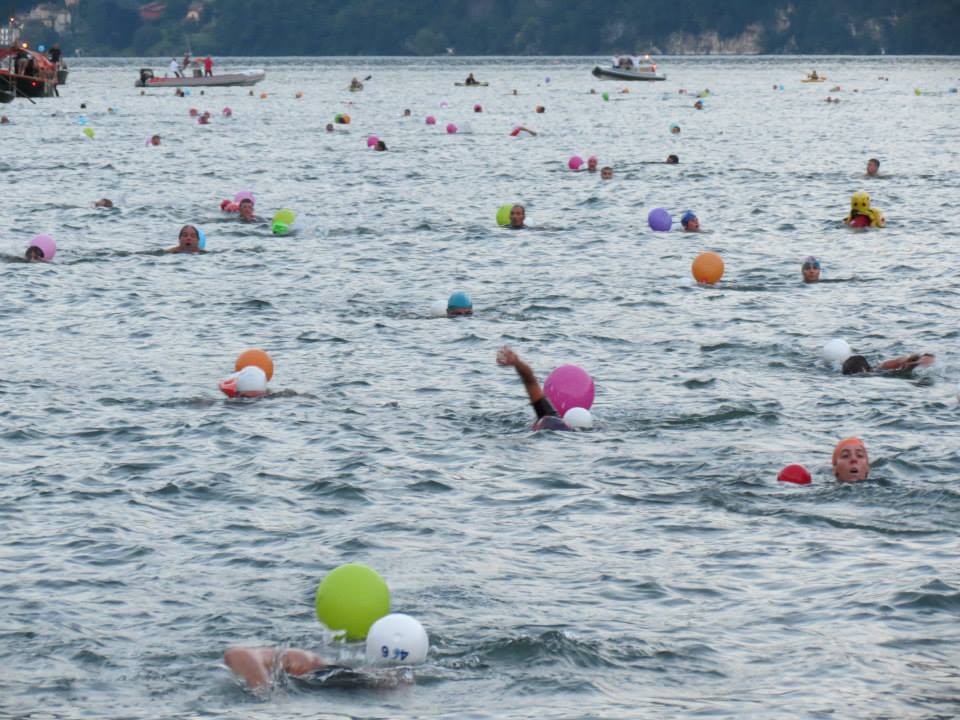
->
[[12, 0, 960, 56]]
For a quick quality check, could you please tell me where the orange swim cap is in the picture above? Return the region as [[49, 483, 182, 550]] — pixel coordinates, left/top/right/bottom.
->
[[832, 437, 865, 465]]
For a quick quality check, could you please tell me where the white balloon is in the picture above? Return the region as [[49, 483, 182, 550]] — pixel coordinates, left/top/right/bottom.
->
[[429, 299, 448, 317], [235, 365, 267, 394], [365, 613, 429, 666], [563, 407, 594, 429], [822, 338, 852, 364]]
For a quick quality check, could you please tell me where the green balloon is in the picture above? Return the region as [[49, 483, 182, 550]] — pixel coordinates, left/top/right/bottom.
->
[[602, 92, 609, 102], [315, 563, 390, 640], [274, 208, 296, 225], [496, 204, 513, 226], [83, 127, 95, 138], [272, 221, 289, 235]]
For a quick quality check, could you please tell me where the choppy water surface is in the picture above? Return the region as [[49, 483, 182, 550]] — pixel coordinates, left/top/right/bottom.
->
[[2, 56, 959, 719]]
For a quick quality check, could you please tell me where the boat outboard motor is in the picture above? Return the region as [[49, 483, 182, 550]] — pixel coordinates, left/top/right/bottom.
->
[[138, 68, 154, 86]]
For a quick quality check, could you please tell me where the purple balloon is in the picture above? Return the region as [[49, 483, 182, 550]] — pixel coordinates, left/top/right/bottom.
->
[[543, 365, 595, 415], [234, 190, 255, 204], [648, 208, 672, 231], [28, 234, 56, 262]]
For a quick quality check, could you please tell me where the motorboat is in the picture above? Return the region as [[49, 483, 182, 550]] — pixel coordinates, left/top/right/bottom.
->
[[135, 68, 266, 88], [592, 55, 665, 82], [0, 46, 59, 99]]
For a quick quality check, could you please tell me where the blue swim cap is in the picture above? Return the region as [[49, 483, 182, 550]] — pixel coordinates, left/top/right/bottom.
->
[[447, 291, 472, 311], [680, 211, 697, 228]]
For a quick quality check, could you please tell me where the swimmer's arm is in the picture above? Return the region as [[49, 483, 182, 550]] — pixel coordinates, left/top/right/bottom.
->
[[878, 354, 933, 370], [223, 646, 326, 690], [497, 346, 545, 404]]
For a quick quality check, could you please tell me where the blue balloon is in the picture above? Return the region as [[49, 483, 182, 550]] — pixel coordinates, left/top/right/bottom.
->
[[197, 228, 207, 250], [38, 44, 45, 52], [447, 291, 472, 311], [648, 208, 672, 232]]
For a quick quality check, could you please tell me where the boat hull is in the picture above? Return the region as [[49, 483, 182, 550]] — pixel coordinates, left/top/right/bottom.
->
[[592, 65, 665, 82], [135, 70, 266, 88]]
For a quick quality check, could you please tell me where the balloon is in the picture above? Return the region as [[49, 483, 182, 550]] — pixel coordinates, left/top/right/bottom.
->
[[235, 348, 274, 381], [822, 338, 852, 364], [563, 407, 594, 430], [602, 92, 609, 101], [315, 563, 390, 641], [235, 366, 267, 396], [28, 234, 56, 262], [365, 614, 429, 665], [647, 208, 672, 231], [83, 127, 94, 139], [425, 115, 436, 125], [272, 222, 289, 235], [544, 365, 595, 415], [429, 299, 448, 317], [446, 123, 458, 134], [848, 215, 870, 228], [496, 204, 512, 226], [273, 209, 296, 225], [778, 464, 811, 485], [440, 100, 448, 108], [197, 228, 207, 250], [234, 190, 254, 204], [222, 107, 233, 116], [366, 135, 379, 147], [568, 155, 583, 170], [691, 252, 724, 284], [473, 104, 482, 112]]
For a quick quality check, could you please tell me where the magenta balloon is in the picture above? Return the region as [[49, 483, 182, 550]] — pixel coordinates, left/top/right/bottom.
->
[[543, 365, 595, 415], [234, 190, 255, 204], [446, 123, 458, 134], [648, 208, 672, 231], [568, 155, 583, 170], [29, 234, 56, 262], [366, 135, 379, 147], [425, 115, 436, 125]]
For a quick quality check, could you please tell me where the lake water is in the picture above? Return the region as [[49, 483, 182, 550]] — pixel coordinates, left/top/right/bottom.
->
[[2, 55, 959, 719]]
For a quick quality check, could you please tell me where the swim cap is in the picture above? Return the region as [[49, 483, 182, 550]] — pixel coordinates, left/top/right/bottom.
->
[[802, 256, 820, 269], [532, 416, 571, 432], [832, 437, 865, 465], [446, 291, 472, 312], [680, 211, 697, 228]]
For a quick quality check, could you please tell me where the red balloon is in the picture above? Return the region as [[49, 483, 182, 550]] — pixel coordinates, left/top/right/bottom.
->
[[848, 215, 870, 228], [777, 464, 811, 485]]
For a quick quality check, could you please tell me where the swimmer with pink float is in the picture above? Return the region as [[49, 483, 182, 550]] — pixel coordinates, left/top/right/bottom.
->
[[497, 347, 595, 431], [24, 234, 56, 262]]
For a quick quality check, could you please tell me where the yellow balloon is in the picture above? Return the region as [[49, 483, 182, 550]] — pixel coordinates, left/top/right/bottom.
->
[[273, 208, 295, 225], [83, 127, 94, 139]]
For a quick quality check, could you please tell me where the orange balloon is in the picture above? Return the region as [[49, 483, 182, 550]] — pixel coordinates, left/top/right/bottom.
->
[[341, 113, 351, 124], [691, 252, 724, 284], [235, 348, 274, 381]]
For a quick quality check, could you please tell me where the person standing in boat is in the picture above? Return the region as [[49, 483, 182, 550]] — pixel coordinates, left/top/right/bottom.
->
[[169, 58, 181, 78], [204, 56, 213, 77], [465, 72, 479, 86]]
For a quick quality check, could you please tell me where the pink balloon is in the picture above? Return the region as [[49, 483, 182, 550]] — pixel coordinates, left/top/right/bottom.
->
[[28, 234, 56, 262], [543, 365, 594, 415], [474, 104, 482, 112], [426, 115, 436, 125], [446, 123, 458, 134], [568, 155, 583, 170], [366, 135, 379, 147], [440, 100, 449, 108], [234, 190, 255, 204], [222, 107, 233, 116]]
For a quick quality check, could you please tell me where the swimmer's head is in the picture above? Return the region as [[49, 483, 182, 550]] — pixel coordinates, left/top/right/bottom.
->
[[446, 291, 473, 316], [850, 191, 871, 215], [533, 416, 571, 432], [403, 108, 411, 116], [666, 154, 679, 164], [509, 204, 526, 228], [95, 198, 114, 208], [178, 224, 200, 251], [535, 105, 545, 113], [694, 100, 703, 109], [238, 198, 254, 220], [150, 134, 161, 146], [25, 245, 44, 262], [325, 123, 334, 132], [600, 166, 613, 180], [866, 158, 880, 176], [842, 355, 871, 375], [670, 123, 680, 134], [680, 211, 699, 231], [832, 437, 869, 482], [587, 156, 598, 172], [802, 256, 821, 283], [375, 140, 387, 151]]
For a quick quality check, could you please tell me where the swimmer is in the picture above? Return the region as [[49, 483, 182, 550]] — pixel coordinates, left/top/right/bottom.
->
[[844, 191, 885, 228], [587, 156, 598, 173], [680, 211, 699, 231], [832, 437, 869, 482], [509, 204, 526, 229], [801, 256, 821, 283], [325, 123, 334, 132], [150, 134, 161, 146], [865, 158, 880, 177], [403, 108, 411, 117], [842, 353, 935, 376], [510, 126, 537, 137], [238, 198, 257, 222], [94, 198, 114, 208], [600, 166, 613, 180], [1, 115, 9, 124], [694, 100, 703, 109], [167, 225, 203, 253], [665, 154, 679, 164], [670, 124, 680, 134], [511, 89, 518, 96], [446, 291, 472, 317], [496, 346, 570, 431], [535, 105, 545, 113], [374, 140, 387, 151], [224, 647, 329, 692], [24, 245, 45, 262]]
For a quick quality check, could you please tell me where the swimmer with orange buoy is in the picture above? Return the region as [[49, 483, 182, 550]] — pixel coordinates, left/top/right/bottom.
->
[[166, 225, 206, 253], [844, 191, 885, 228], [219, 348, 273, 398]]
